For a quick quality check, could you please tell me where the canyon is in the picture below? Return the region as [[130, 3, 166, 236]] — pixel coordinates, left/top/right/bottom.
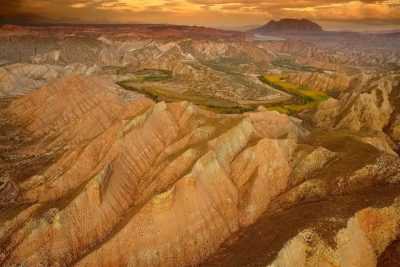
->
[[0, 23, 399, 266]]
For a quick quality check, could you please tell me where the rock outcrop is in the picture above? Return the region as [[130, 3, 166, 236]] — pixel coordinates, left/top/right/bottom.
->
[[269, 198, 400, 267], [201, 127, 400, 266], [0, 63, 101, 97], [0, 23, 400, 267], [285, 71, 353, 93], [1, 75, 399, 267], [313, 75, 399, 156], [0, 75, 301, 266]]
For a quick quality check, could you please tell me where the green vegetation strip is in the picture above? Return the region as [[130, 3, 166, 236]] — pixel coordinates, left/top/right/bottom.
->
[[126, 69, 173, 82], [118, 81, 253, 114], [116, 68, 329, 115], [259, 74, 329, 114]]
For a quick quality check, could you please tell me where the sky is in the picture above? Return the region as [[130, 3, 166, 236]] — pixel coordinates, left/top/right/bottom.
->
[[1, 0, 400, 31]]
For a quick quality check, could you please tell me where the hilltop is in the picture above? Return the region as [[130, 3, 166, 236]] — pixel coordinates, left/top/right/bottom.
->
[[251, 18, 324, 34]]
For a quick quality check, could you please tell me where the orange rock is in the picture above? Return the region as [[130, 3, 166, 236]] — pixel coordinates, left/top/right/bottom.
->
[[1, 75, 299, 266]]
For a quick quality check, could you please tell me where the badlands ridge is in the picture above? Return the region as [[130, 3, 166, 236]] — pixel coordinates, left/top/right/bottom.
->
[[0, 24, 399, 266]]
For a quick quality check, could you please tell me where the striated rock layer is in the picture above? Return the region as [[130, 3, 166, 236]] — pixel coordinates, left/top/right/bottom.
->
[[269, 198, 400, 267], [0, 75, 399, 267], [0, 75, 300, 266], [313, 74, 399, 155]]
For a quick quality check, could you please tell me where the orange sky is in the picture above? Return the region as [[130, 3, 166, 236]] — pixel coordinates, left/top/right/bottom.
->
[[1, 0, 400, 31]]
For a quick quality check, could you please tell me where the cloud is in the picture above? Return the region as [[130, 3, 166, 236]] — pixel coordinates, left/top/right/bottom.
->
[[280, 1, 400, 23], [0, 0, 399, 30]]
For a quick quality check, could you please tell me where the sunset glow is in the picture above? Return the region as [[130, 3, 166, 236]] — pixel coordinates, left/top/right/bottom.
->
[[1, 0, 400, 31]]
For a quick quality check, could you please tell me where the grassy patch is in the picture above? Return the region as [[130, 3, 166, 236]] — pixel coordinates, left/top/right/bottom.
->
[[260, 75, 329, 102], [117, 69, 329, 115], [260, 74, 329, 114], [266, 101, 321, 114], [118, 81, 252, 114], [129, 69, 173, 82]]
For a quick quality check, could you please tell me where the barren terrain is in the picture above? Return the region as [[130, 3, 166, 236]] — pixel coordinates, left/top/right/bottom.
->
[[0, 23, 399, 267]]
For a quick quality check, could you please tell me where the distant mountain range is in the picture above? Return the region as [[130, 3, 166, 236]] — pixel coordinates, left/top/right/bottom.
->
[[2, 19, 399, 37], [250, 19, 323, 34]]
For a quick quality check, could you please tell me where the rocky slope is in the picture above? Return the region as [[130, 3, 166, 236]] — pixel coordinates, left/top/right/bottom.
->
[[201, 126, 400, 266], [0, 63, 101, 97], [1, 74, 399, 266], [0, 75, 302, 266], [313, 74, 400, 154], [0, 24, 399, 267], [284, 71, 353, 94], [0, 35, 283, 107], [269, 198, 400, 267]]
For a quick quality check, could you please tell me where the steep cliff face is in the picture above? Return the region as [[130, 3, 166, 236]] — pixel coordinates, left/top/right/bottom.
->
[[0, 75, 301, 266]]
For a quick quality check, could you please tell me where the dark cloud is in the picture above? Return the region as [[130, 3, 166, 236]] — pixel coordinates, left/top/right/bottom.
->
[[0, 0, 22, 15], [0, 0, 47, 24], [0, 0, 130, 24]]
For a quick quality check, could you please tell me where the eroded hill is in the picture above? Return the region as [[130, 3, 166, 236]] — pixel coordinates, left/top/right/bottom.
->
[[0, 24, 399, 267]]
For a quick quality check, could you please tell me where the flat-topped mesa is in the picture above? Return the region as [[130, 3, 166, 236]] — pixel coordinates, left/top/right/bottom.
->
[[0, 75, 302, 266], [251, 18, 324, 35]]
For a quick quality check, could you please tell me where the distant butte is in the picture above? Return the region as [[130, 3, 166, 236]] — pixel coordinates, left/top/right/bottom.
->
[[251, 18, 324, 34]]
